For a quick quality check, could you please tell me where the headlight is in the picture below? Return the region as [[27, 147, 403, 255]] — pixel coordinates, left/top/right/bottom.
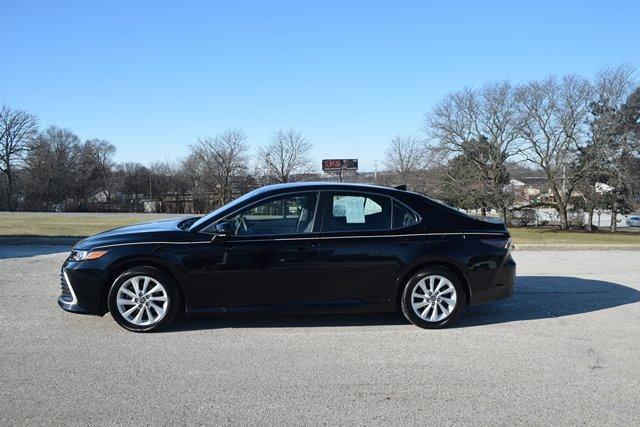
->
[[70, 250, 108, 261]]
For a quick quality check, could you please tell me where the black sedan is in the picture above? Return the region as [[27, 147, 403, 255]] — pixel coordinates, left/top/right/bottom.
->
[[59, 182, 515, 332]]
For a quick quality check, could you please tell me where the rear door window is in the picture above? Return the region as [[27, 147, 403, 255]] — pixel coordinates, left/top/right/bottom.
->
[[323, 193, 391, 232]]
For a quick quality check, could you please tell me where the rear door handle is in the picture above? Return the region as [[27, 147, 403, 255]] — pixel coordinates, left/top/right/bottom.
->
[[292, 239, 319, 250]]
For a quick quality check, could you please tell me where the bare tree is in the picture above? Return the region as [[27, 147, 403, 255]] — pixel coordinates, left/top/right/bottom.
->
[[0, 104, 39, 210], [383, 133, 428, 191], [148, 161, 173, 212], [146, 161, 192, 213], [515, 75, 594, 229], [590, 64, 637, 231], [426, 81, 520, 218], [188, 128, 249, 207], [119, 162, 151, 211], [23, 127, 81, 210], [74, 142, 102, 211], [257, 129, 313, 183], [85, 139, 116, 203]]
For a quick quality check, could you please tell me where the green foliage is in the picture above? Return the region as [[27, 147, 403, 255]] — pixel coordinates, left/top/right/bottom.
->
[[438, 153, 512, 213]]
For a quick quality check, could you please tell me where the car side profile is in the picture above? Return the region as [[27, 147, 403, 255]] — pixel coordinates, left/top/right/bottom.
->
[[58, 182, 516, 332], [627, 216, 640, 227]]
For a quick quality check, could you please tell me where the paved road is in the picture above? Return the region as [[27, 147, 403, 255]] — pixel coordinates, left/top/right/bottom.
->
[[1, 247, 639, 425]]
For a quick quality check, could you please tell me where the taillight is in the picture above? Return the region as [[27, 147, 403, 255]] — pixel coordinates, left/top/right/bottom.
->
[[480, 237, 511, 249]]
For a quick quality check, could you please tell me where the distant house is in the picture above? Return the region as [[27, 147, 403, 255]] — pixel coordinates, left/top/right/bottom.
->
[[89, 190, 111, 203], [505, 178, 545, 203], [143, 199, 157, 213], [524, 186, 540, 198], [595, 182, 614, 194], [504, 179, 524, 194], [88, 190, 127, 212]]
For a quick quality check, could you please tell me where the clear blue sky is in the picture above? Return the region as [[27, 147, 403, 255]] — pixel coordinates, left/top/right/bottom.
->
[[1, 0, 638, 171]]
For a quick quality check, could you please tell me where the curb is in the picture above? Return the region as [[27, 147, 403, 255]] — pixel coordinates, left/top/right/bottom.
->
[[514, 244, 640, 251], [0, 237, 83, 246]]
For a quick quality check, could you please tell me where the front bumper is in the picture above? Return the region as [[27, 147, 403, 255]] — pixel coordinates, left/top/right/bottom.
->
[[57, 296, 96, 314], [58, 262, 108, 316], [57, 269, 90, 314]]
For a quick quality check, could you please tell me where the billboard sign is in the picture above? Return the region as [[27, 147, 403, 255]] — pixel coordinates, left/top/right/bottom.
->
[[322, 159, 358, 172]]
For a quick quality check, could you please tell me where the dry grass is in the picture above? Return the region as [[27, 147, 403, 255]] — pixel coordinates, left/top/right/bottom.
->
[[0, 212, 186, 237], [509, 227, 640, 245], [0, 212, 638, 246]]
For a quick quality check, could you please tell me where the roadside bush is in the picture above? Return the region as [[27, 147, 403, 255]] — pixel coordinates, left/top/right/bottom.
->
[[508, 209, 536, 227], [568, 210, 587, 229]]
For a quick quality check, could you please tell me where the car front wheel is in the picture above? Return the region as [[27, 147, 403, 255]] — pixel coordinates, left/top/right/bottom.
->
[[107, 266, 179, 332], [401, 266, 466, 329]]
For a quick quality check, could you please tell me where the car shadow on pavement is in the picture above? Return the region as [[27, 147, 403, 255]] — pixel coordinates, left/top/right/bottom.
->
[[167, 312, 408, 331], [164, 275, 640, 332], [456, 275, 640, 328]]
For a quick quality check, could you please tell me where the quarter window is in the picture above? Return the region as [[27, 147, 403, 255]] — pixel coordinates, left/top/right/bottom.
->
[[393, 200, 419, 228], [323, 194, 391, 232]]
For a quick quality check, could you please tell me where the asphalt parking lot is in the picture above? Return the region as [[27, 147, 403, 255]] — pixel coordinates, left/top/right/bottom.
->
[[1, 247, 639, 425]]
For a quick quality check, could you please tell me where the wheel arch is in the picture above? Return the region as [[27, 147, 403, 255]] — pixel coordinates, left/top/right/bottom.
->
[[102, 256, 187, 314], [394, 259, 471, 311]]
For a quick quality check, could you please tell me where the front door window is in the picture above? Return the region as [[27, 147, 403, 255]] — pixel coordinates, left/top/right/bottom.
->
[[216, 193, 318, 236]]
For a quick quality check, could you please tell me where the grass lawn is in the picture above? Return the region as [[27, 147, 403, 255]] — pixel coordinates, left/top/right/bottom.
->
[[0, 212, 638, 246], [508, 227, 640, 246], [0, 212, 186, 237]]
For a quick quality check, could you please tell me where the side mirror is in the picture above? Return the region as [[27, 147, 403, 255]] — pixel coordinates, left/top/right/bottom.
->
[[211, 222, 232, 244], [211, 233, 226, 244]]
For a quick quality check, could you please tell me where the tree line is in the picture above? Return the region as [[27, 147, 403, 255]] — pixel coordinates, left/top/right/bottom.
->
[[385, 64, 640, 230], [0, 114, 314, 213], [2, 64, 639, 230]]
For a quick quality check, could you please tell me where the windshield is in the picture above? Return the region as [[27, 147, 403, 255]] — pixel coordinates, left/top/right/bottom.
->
[[189, 188, 263, 231]]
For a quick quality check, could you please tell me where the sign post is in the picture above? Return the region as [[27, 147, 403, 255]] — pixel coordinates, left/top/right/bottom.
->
[[322, 159, 358, 182]]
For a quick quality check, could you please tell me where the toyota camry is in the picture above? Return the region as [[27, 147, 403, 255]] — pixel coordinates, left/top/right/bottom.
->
[[58, 182, 515, 332]]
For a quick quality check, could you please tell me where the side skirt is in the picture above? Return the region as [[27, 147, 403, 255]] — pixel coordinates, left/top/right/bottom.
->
[[186, 301, 394, 317]]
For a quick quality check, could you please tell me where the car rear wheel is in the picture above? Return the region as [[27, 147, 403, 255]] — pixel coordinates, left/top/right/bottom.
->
[[107, 266, 179, 332], [401, 266, 465, 329]]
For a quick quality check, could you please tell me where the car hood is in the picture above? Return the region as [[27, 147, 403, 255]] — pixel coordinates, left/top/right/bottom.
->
[[75, 218, 191, 249]]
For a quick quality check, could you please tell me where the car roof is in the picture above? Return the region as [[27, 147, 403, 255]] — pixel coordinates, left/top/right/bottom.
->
[[252, 181, 408, 196]]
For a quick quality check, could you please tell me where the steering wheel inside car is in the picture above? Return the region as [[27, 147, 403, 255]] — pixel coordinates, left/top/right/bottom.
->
[[235, 216, 253, 235]]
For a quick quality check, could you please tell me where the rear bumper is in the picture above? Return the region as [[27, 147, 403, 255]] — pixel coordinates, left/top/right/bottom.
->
[[468, 254, 516, 305]]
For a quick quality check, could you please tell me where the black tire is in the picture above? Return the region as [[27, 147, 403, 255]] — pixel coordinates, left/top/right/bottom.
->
[[107, 266, 180, 332], [401, 266, 466, 329]]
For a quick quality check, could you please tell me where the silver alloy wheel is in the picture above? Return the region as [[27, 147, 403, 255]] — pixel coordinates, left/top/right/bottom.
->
[[116, 276, 169, 326], [411, 275, 457, 322]]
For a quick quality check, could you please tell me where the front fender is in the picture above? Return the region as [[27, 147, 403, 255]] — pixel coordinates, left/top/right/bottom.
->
[[101, 245, 192, 313]]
